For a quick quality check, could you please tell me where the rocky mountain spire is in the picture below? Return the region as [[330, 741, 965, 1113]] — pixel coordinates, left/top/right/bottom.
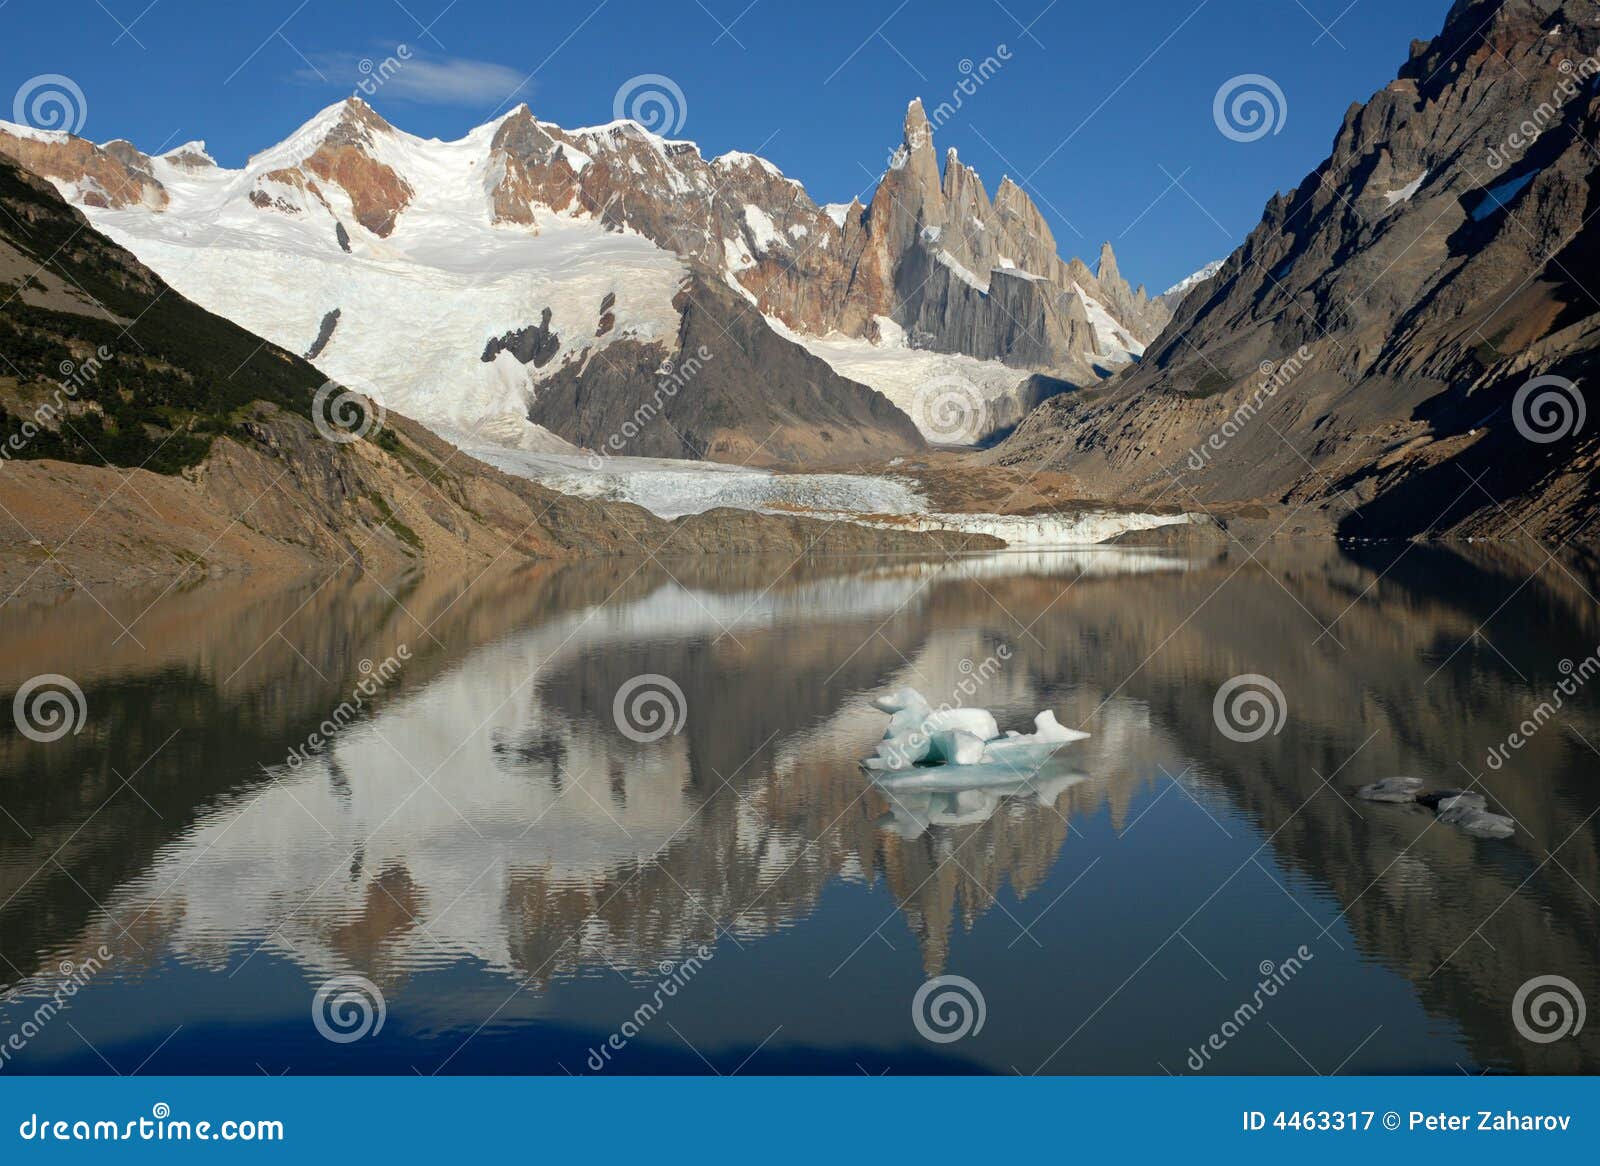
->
[[867, 98, 947, 259], [0, 83, 1172, 413], [939, 146, 996, 275], [987, 176, 1061, 277], [1096, 241, 1119, 282]]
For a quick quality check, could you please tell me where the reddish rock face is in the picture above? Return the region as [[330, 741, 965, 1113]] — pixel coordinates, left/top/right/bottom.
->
[[0, 93, 1165, 382], [0, 129, 167, 209], [488, 110, 582, 225], [249, 168, 333, 216], [301, 144, 411, 237], [479, 97, 1165, 374], [294, 99, 412, 238]]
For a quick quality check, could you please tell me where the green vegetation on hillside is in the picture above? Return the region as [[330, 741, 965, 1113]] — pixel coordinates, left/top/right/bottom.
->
[[0, 157, 327, 472]]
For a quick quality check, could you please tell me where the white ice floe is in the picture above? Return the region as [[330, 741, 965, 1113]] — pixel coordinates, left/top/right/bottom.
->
[[860, 686, 1089, 780]]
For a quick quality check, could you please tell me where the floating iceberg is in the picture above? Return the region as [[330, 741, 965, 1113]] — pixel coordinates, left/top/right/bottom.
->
[[861, 687, 1089, 779]]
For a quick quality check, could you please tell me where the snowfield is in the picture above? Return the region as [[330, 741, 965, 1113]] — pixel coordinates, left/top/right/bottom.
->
[[770, 316, 1037, 443], [69, 105, 685, 454], [10, 102, 1196, 548]]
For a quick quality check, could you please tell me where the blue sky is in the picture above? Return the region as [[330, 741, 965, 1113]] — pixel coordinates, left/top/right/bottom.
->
[[1, 0, 1451, 291]]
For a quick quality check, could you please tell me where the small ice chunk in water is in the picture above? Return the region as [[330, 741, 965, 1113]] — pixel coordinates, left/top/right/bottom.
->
[[860, 687, 1087, 773]]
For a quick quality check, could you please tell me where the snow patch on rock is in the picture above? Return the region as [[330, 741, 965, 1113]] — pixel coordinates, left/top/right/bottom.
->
[[1383, 170, 1428, 206]]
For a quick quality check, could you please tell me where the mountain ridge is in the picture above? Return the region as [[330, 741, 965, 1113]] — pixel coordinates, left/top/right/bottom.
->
[[0, 150, 1000, 594], [997, 0, 1600, 543], [0, 94, 1165, 458]]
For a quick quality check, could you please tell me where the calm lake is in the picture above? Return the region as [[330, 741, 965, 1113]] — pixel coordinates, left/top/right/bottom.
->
[[1, 544, 1597, 1074]]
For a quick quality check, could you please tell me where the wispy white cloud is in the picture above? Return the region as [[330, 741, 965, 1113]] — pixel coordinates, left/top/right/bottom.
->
[[293, 49, 532, 106]]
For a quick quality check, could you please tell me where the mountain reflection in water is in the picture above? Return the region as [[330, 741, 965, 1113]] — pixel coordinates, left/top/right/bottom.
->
[[0, 544, 1596, 1074]]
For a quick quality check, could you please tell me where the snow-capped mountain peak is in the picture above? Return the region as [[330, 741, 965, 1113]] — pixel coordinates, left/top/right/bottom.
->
[[0, 95, 1172, 455], [1159, 258, 1225, 307]]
